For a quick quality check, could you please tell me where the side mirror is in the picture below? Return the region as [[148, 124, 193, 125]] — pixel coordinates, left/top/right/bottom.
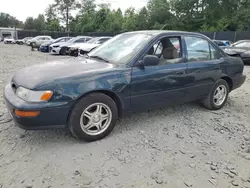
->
[[143, 55, 160, 66]]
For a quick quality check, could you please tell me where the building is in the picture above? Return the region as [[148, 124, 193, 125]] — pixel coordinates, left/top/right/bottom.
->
[[0, 27, 22, 39]]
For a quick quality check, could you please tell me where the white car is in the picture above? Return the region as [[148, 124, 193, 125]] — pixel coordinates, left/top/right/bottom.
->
[[30, 36, 53, 49], [16, 37, 33, 45], [78, 37, 112, 55], [4, 36, 16, 44], [26, 38, 34, 46], [49, 36, 92, 55]]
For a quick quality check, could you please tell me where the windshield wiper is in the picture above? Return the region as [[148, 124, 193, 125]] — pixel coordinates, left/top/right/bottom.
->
[[90, 55, 109, 63]]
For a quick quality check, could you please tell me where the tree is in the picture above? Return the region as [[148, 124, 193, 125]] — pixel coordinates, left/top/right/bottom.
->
[[45, 5, 61, 31], [52, 0, 80, 32], [33, 14, 46, 31], [135, 7, 149, 30], [24, 17, 35, 30], [122, 8, 137, 31], [147, 0, 173, 29], [0, 12, 23, 28]]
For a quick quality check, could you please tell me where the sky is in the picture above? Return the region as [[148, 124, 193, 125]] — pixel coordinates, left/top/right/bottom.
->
[[0, 0, 148, 22]]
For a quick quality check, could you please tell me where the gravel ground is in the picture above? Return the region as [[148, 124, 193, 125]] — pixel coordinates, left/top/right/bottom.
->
[[1, 43, 250, 188]]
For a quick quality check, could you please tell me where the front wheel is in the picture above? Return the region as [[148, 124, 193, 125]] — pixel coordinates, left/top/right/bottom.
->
[[203, 79, 229, 110], [59, 47, 67, 55], [68, 93, 118, 142]]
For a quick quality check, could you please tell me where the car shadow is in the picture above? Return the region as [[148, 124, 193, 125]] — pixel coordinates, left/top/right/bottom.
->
[[11, 100, 236, 145]]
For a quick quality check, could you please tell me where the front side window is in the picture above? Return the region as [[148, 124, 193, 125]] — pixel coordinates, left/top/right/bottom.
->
[[185, 36, 219, 62], [145, 36, 182, 65], [88, 33, 153, 65]]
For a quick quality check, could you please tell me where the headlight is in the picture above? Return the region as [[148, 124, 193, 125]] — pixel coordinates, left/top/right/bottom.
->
[[16, 87, 53, 102], [53, 45, 59, 48]]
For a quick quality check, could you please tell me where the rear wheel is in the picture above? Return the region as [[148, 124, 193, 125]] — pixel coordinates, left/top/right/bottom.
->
[[68, 93, 118, 142], [203, 79, 229, 110]]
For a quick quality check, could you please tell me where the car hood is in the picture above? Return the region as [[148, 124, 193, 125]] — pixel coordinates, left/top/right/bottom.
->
[[224, 47, 248, 54], [80, 43, 99, 51], [12, 58, 114, 89], [68, 43, 86, 48]]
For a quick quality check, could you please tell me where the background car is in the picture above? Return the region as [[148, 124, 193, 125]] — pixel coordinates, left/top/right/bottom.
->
[[213, 40, 232, 48], [72, 36, 112, 56], [224, 40, 250, 64], [25, 38, 34, 46], [16, 37, 33, 45], [40, 37, 72, 52], [49, 36, 92, 55], [30, 36, 53, 50], [4, 36, 15, 44]]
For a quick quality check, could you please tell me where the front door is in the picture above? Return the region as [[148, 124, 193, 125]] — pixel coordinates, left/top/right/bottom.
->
[[130, 36, 192, 111]]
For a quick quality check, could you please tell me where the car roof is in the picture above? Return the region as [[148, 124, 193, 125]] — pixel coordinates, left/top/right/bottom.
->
[[124, 30, 205, 37], [76, 36, 92, 38], [35, 35, 52, 38]]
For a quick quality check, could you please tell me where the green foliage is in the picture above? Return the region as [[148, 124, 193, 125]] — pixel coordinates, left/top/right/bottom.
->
[[2, 0, 250, 32], [52, 0, 80, 31], [0, 13, 22, 28]]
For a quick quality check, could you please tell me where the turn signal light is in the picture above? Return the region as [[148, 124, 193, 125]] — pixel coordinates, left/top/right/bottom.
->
[[15, 110, 40, 117], [40, 91, 53, 101]]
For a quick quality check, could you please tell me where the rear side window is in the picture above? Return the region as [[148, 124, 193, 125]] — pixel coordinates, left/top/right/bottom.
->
[[99, 38, 110, 43], [185, 36, 219, 62], [75, 38, 86, 43]]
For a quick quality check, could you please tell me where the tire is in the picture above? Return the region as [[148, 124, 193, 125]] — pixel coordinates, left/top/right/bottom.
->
[[20, 42, 23, 45], [203, 79, 229, 110], [68, 93, 118, 142], [59, 47, 67, 55]]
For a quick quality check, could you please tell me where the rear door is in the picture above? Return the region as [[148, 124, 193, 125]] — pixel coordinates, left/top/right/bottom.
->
[[184, 35, 223, 100]]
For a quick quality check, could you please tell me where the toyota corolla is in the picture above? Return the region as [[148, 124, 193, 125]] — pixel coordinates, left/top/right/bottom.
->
[[4, 31, 246, 142]]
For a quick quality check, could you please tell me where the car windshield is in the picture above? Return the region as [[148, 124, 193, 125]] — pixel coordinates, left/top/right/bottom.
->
[[86, 38, 100, 44], [67, 37, 78, 43], [87, 33, 153, 64]]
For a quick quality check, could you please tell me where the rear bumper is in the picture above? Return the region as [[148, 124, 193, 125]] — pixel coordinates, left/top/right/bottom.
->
[[3, 83, 72, 130], [232, 74, 246, 90]]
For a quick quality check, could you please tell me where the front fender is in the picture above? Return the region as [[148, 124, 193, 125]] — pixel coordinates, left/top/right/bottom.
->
[[37, 68, 132, 110]]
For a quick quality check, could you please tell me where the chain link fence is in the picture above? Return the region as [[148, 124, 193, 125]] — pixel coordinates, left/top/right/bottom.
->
[[17, 30, 250, 42]]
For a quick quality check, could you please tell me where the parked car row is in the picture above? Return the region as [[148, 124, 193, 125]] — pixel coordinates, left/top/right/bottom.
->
[[213, 39, 250, 64], [3, 35, 113, 56]]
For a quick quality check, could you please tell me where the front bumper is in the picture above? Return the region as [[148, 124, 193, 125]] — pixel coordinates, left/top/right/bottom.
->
[[49, 47, 61, 54], [40, 46, 49, 52], [3, 83, 72, 130], [68, 48, 79, 56], [232, 74, 246, 90]]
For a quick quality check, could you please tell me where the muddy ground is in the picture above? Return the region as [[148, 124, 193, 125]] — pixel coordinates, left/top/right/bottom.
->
[[0, 43, 250, 188]]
